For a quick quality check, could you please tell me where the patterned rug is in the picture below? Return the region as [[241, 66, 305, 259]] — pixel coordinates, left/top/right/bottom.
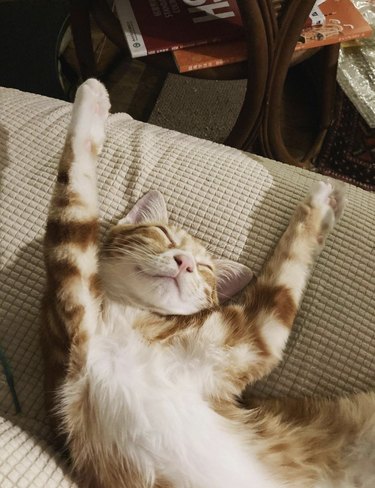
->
[[314, 86, 375, 192]]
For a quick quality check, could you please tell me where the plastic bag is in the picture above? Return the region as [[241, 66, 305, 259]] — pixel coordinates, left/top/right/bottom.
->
[[338, 0, 375, 127]]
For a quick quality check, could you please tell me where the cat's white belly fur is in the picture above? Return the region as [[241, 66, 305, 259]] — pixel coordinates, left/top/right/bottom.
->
[[85, 322, 280, 488], [72, 305, 375, 488]]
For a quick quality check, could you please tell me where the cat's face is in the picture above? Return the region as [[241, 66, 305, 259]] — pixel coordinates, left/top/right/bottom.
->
[[100, 191, 253, 315]]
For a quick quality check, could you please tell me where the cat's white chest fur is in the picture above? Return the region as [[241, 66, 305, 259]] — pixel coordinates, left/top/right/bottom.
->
[[84, 303, 279, 488]]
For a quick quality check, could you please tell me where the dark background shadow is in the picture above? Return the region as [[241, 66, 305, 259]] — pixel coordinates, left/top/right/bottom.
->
[[0, 0, 69, 100]]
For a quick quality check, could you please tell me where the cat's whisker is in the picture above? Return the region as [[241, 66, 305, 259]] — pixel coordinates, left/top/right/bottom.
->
[[102, 248, 158, 266], [103, 244, 156, 258]]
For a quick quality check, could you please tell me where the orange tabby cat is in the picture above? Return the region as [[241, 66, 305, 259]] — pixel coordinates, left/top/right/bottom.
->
[[41, 79, 375, 488]]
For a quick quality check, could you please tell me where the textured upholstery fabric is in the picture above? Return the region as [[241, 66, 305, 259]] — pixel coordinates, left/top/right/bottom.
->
[[0, 87, 374, 486], [0, 417, 74, 488]]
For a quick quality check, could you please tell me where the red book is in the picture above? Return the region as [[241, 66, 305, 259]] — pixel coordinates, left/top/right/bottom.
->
[[296, 0, 372, 50], [173, 0, 372, 72], [173, 39, 246, 72], [114, 0, 243, 58]]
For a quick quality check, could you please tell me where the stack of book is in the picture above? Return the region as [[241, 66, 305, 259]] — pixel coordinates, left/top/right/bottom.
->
[[114, 0, 373, 73]]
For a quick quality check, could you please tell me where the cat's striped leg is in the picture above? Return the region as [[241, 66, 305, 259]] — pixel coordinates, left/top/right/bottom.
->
[[241, 181, 346, 379], [42, 79, 110, 382]]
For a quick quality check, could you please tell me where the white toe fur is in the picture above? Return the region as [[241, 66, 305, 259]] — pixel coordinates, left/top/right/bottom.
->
[[70, 79, 110, 155], [308, 180, 346, 227]]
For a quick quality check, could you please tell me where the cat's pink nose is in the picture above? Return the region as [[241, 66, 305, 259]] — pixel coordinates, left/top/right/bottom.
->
[[174, 254, 194, 273]]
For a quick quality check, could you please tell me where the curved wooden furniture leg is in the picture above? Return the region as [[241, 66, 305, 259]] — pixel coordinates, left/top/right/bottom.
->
[[265, 42, 339, 165], [91, 0, 127, 50], [226, 0, 314, 151], [260, 0, 327, 163], [225, 0, 271, 149], [69, 0, 97, 79], [227, 0, 338, 166]]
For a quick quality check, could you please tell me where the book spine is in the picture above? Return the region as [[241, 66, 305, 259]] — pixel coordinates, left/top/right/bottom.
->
[[114, 0, 147, 57], [152, 36, 238, 54], [175, 55, 245, 73], [295, 29, 372, 51], [147, 36, 238, 57], [337, 30, 372, 43], [176, 59, 231, 73]]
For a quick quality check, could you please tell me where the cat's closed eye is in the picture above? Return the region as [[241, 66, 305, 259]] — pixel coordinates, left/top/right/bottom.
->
[[156, 225, 176, 247], [198, 263, 214, 272]]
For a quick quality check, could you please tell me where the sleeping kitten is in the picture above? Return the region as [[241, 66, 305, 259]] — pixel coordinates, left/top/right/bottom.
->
[[41, 79, 375, 488]]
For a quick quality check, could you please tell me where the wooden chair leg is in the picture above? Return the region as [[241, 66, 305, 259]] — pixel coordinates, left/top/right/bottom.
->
[[227, 0, 337, 167], [69, 0, 97, 79], [225, 0, 270, 150], [259, 0, 318, 162]]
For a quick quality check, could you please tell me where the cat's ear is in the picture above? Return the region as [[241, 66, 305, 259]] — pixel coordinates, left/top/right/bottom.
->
[[118, 190, 169, 225], [214, 259, 254, 303]]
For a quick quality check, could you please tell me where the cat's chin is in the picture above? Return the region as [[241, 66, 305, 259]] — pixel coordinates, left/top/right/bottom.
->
[[130, 270, 206, 315], [139, 295, 205, 316], [137, 269, 181, 294], [106, 297, 202, 316], [104, 289, 206, 316]]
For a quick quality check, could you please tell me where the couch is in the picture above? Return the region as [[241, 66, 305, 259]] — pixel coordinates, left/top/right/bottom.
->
[[0, 87, 374, 487]]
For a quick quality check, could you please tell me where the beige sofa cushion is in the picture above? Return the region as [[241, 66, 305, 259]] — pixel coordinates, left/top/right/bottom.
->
[[0, 87, 374, 486], [0, 417, 75, 488]]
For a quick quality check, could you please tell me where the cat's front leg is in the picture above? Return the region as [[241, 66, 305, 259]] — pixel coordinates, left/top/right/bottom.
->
[[41, 79, 110, 448], [238, 181, 346, 383], [42, 79, 110, 375], [258, 180, 345, 302], [46, 79, 110, 316]]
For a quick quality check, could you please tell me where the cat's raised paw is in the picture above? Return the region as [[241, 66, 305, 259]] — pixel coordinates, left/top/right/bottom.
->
[[310, 181, 333, 206], [70, 79, 111, 155], [307, 180, 346, 233], [81, 79, 111, 119]]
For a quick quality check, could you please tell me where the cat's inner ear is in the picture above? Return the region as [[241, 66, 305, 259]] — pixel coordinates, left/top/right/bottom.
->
[[118, 190, 169, 225], [214, 259, 254, 303]]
